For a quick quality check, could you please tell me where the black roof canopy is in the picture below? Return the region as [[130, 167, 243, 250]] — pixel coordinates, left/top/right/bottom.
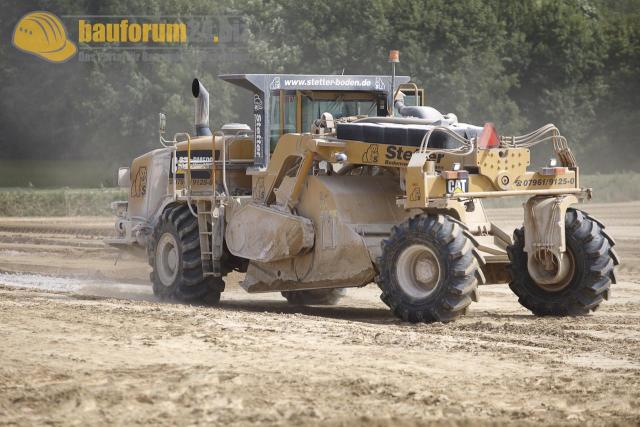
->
[[219, 74, 410, 94]]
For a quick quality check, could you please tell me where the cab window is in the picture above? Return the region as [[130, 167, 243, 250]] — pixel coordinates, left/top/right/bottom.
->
[[300, 93, 377, 132], [270, 91, 297, 152], [269, 92, 280, 152]]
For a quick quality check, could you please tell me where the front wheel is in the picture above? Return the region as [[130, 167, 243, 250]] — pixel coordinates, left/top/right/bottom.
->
[[148, 205, 224, 303], [377, 214, 480, 323], [507, 208, 618, 316]]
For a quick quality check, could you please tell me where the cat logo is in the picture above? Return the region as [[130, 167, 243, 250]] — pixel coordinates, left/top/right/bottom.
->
[[131, 167, 147, 198], [362, 144, 379, 163], [409, 184, 421, 201], [446, 178, 468, 194]]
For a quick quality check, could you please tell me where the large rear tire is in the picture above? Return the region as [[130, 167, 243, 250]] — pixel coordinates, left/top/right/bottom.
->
[[376, 214, 480, 323], [281, 288, 347, 306], [507, 208, 618, 316], [149, 205, 224, 303]]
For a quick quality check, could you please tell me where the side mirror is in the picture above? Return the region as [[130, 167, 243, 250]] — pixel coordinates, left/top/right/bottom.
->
[[117, 167, 130, 188], [159, 112, 166, 135]]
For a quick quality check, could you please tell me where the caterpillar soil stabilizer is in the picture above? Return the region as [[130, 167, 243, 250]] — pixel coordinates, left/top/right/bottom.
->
[[107, 65, 619, 323]]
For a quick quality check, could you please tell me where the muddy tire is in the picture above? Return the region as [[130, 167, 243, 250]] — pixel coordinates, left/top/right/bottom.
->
[[148, 205, 224, 303], [281, 288, 347, 306], [507, 208, 618, 316], [376, 214, 480, 323]]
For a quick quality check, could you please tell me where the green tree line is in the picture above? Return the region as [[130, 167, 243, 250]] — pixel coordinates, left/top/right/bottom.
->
[[0, 0, 638, 186]]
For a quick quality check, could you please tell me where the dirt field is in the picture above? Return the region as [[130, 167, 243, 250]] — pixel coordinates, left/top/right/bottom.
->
[[1, 202, 639, 426]]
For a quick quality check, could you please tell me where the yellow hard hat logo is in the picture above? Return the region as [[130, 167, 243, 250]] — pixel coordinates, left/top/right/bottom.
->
[[12, 11, 77, 63]]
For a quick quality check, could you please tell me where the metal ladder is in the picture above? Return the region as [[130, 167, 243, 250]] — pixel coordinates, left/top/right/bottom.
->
[[196, 200, 225, 278], [190, 130, 234, 279]]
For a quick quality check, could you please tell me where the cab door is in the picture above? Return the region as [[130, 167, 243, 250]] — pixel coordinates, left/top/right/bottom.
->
[[270, 90, 298, 152]]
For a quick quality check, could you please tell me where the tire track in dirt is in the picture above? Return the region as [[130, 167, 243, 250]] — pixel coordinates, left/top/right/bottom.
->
[[0, 203, 638, 425]]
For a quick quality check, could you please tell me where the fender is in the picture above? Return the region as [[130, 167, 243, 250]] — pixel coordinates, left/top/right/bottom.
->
[[523, 194, 578, 285]]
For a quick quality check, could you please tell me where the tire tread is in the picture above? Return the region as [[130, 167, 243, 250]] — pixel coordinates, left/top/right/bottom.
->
[[507, 208, 616, 316], [376, 214, 479, 323]]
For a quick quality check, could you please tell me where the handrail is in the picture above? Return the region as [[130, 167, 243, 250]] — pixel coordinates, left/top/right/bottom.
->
[[446, 188, 588, 199], [172, 146, 177, 200], [213, 130, 226, 198], [174, 132, 197, 217], [211, 131, 219, 197], [164, 133, 180, 200], [169, 130, 254, 205], [394, 82, 420, 107]]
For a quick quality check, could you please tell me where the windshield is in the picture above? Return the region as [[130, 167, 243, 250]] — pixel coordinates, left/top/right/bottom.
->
[[301, 94, 377, 132], [268, 91, 380, 151]]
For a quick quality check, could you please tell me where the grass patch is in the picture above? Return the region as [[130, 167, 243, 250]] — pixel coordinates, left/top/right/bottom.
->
[[0, 159, 117, 188], [482, 172, 640, 209], [0, 188, 127, 216], [581, 172, 640, 202]]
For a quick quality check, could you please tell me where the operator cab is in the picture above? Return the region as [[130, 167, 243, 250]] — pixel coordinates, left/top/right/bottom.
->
[[219, 74, 413, 168]]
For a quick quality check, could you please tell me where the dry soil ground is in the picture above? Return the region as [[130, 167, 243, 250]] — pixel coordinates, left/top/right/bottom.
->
[[0, 202, 639, 426]]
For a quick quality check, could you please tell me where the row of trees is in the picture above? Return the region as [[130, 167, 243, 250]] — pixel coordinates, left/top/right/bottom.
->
[[0, 0, 638, 175]]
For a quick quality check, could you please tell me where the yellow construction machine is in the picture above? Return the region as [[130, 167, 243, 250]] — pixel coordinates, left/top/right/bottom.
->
[[107, 67, 618, 322]]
